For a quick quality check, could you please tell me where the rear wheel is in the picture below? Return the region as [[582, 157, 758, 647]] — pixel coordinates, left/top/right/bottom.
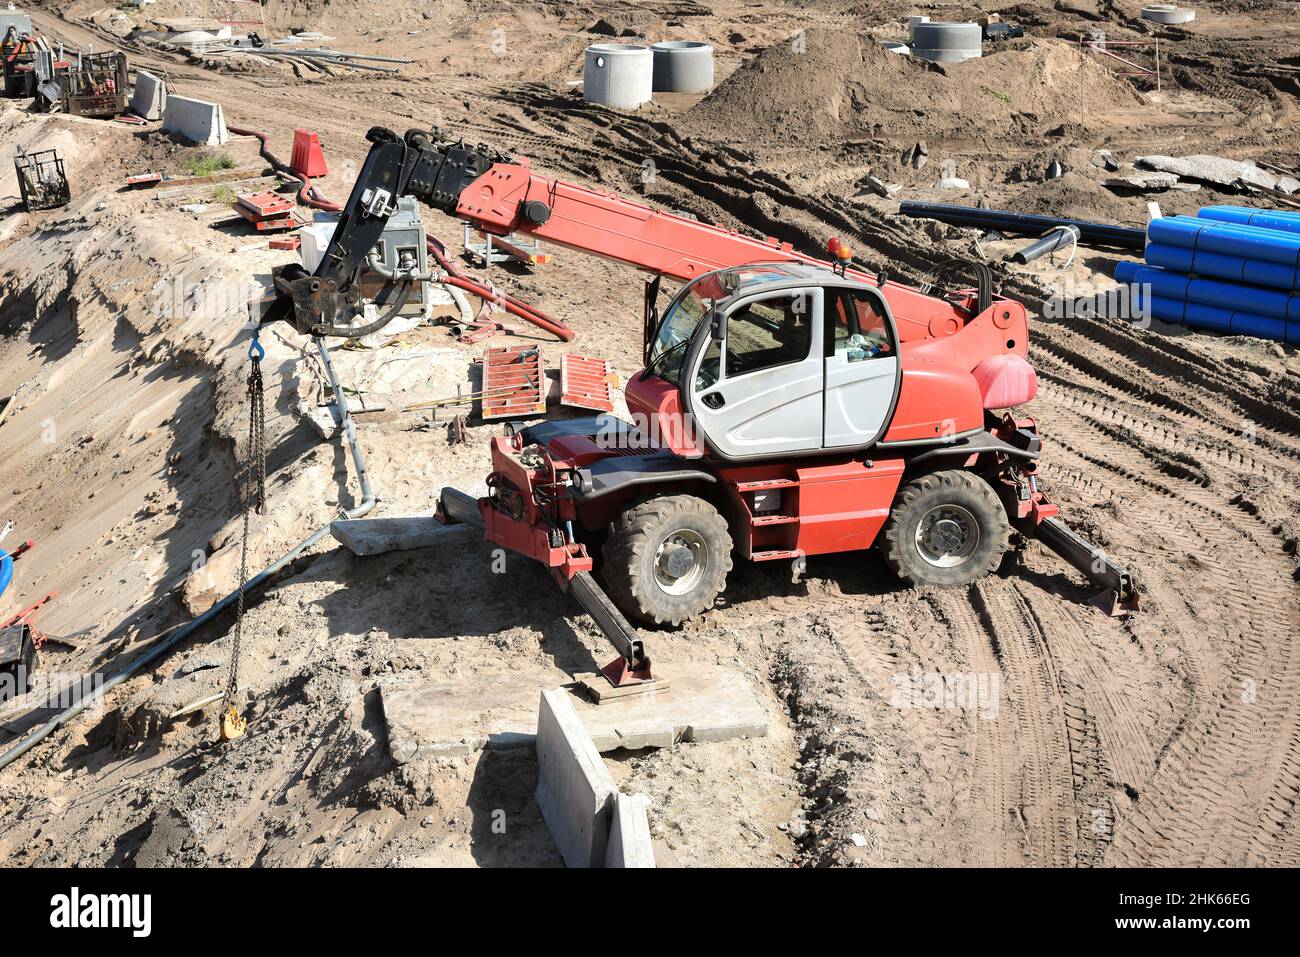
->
[[602, 494, 733, 626], [881, 470, 1009, 588]]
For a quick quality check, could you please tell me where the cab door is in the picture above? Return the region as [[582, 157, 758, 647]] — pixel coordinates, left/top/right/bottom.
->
[[688, 287, 824, 458], [823, 286, 900, 448]]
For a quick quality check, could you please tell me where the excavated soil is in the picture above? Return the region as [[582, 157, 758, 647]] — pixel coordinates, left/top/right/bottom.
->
[[0, 0, 1296, 868]]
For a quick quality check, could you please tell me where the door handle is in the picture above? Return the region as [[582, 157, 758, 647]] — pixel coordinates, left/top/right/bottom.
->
[[701, 392, 725, 409]]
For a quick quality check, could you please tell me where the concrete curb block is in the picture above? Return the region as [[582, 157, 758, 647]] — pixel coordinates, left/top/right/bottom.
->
[[605, 792, 655, 868], [130, 69, 166, 121], [163, 94, 229, 146], [535, 688, 617, 867]]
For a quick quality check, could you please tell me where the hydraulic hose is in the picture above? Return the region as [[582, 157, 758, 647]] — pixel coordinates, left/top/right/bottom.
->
[[310, 278, 413, 338], [0, 339, 377, 773]]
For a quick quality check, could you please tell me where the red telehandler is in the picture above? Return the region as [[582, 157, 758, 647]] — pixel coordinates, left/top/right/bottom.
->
[[268, 126, 1137, 686]]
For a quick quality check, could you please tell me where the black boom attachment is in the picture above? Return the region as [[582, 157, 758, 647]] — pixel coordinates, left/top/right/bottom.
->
[[265, 127, 509, 336]]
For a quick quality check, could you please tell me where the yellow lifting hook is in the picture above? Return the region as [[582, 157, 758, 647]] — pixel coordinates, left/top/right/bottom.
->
[[220, 704, 247, 741]]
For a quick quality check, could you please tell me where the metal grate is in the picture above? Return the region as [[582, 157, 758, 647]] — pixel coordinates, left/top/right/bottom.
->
[[480, 345, 547, 420], [560, 353, 616, 412]]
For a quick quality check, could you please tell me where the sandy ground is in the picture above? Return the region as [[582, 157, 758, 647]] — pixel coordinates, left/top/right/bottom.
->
[[0, 0, 1296, 867]]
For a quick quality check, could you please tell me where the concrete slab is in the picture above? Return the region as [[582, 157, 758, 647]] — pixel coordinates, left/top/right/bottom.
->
[[605, 793, 655, 868], [163, 94, 229, 146], [130, 69, 166, 121], [378, 664, 768, 762], [330, 514, 469, 556], [1135, 154, 1293, 193], [535, 688, 616, 868]]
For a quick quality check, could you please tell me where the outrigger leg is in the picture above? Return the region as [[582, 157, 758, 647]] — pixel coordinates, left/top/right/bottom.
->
[[436, 488, 653, 686]]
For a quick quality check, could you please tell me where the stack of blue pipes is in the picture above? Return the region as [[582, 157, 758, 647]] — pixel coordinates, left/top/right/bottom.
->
[[1114, 205, 1300, 346]]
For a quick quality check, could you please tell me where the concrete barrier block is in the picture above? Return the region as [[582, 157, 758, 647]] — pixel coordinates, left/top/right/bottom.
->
[[130, 69, 167, 121], [535, 688, 616, 868], [605, 793, 655, 868], [163, 94, 228, 146]]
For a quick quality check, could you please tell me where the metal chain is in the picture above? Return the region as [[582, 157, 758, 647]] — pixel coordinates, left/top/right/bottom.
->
[[226, 337, 267, 704]]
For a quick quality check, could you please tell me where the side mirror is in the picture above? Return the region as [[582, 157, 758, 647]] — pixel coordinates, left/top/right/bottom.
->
[[710, 309, 726, 341]]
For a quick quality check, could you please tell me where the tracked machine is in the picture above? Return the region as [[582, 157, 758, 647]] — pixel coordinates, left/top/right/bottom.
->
[[268, 126, 1138, 687]]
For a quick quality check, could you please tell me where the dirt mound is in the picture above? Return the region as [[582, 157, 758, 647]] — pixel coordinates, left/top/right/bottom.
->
[[685, 30, 1145, 147]]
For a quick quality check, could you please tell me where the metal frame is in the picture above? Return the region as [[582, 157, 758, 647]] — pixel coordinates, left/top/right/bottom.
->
[[52, 50, 128, 117], [463, 222, 549, 268], [14, 148, 70, 211]]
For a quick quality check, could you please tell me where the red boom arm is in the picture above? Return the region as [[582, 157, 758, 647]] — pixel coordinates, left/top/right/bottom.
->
[[454, 160, 990, 343]]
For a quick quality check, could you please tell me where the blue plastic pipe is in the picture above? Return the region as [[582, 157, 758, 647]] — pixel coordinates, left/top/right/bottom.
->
[[1126, 281, 1300, 344], [1198, 205, 1300, 236], [1147, 216, 1300, 268], [0, 551, 11, 600], [1144, 242, 1300, 291], [1115, 261, 1300, 322]]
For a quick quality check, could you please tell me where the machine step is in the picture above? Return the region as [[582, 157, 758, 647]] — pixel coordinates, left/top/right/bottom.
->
[[750, 548, 803, 562], [751, 513, 799, 526], [732, 478, 799, 492]]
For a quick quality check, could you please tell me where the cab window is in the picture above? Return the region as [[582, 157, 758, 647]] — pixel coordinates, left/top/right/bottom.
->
[[724, 292, 813, 378], [828, 289, 892, 361]]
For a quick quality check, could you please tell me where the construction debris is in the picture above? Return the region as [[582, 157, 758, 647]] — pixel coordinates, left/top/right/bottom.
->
[[378, 665, 768, 762], [463, 224, 551, 268], [0, 624, 36, 704], [328, 514, 466, 556], [1135, 154, 1299, 194], [234, 190, 296, 231], [44, 51, 127, 117]]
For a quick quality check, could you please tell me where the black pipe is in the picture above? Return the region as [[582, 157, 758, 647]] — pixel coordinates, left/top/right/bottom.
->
[[899, 201, 1145, 251], [1009, 225, 1081, 265]]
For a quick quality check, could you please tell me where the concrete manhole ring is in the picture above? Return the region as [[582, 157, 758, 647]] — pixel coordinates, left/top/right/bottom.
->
[[1140, 4, 1196, 24]]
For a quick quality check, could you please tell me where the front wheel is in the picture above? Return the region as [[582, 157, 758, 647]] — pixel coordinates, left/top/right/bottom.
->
[[601, 494, 733, 626], [881, 470, 1010, 588]]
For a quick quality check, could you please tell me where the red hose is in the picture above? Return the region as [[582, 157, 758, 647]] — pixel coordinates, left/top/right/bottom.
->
[[427, 237, 574, 341], [441, 275, 574, 341], [228, 124, 342, 212]]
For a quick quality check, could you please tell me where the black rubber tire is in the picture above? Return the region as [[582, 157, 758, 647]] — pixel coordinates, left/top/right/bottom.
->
[[601, 494, 733, 626], [881, 470, 1010, 588]]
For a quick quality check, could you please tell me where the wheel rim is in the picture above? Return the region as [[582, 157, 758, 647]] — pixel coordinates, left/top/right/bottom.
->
[[915, 504, 980, 568], [654, 528, 708, 596]]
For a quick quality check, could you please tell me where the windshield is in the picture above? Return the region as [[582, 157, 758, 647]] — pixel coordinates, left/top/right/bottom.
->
[[647, 280, 711, 385], [647, 266, 801, 385]]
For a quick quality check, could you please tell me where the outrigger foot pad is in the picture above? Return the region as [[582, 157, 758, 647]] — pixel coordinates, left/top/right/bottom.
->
[[600, 654, 654, 688]]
